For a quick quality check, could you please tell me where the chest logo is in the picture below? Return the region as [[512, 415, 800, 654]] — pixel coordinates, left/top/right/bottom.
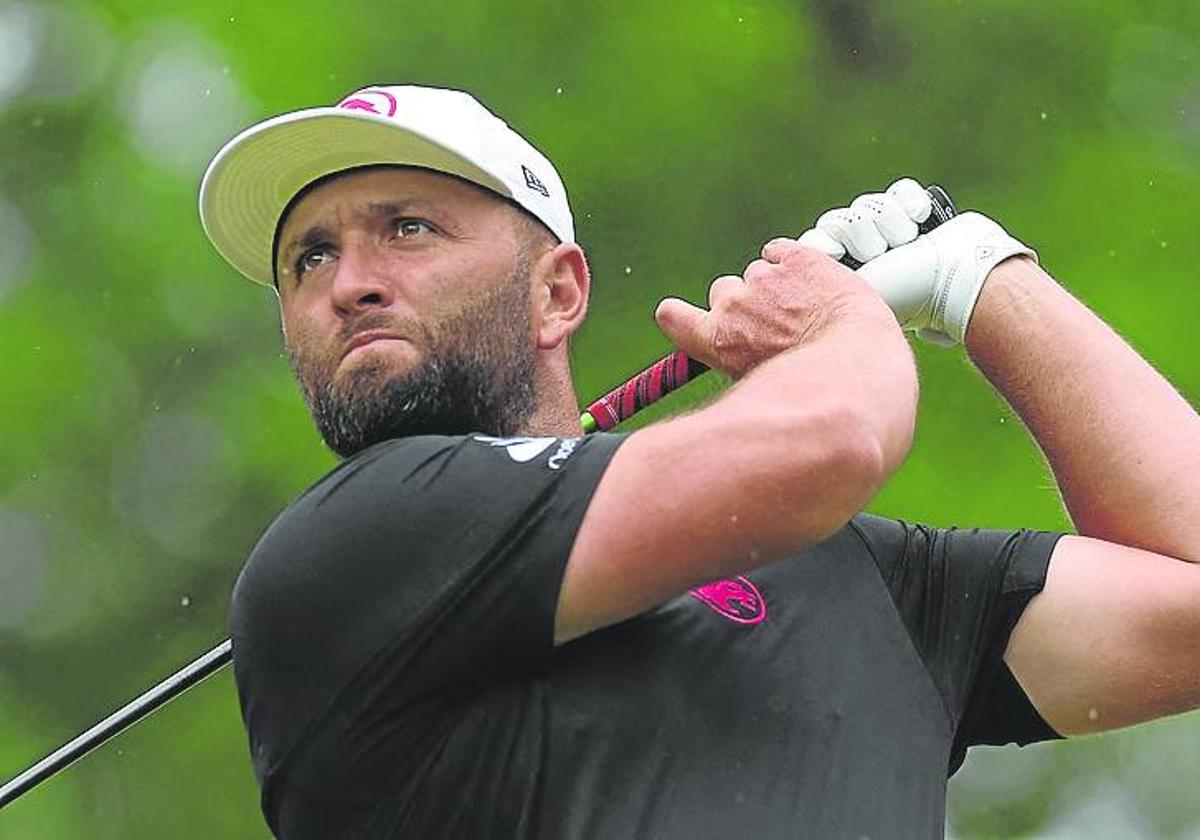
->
[[689, 576, 766, 625], [473, 435, 558, 463]]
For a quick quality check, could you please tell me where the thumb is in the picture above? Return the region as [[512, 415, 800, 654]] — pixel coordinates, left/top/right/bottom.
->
[[654, 297, 713, 362]]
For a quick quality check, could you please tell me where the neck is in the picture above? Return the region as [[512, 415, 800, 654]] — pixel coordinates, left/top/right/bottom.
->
[[521, 359, 585, 438]]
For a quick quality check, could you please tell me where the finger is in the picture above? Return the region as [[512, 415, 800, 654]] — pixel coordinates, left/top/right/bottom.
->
[[742, 258, 773, 283], [707, 274, 744, 309], [794, 228, 845, 260], [654, 297, 712, 361], [816, 205, 888, 263], [762, 237, 808, 263], [887, 177, 931, 224], [850, 192, 919, 248]]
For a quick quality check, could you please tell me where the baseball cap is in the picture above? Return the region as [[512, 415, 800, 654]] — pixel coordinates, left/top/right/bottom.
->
[[199, 84, 575, 286]]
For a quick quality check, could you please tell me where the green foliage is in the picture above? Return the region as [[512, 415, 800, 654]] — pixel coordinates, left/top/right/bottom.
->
[[2, 0, 1198, 835]]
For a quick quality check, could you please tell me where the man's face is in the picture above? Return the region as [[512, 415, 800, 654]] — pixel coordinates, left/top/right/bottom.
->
[[275, 167, 542, 457]]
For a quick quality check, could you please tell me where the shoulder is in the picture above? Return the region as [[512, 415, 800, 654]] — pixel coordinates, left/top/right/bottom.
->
[[273, 432, 620, 526], [233, 433, 626, 605]]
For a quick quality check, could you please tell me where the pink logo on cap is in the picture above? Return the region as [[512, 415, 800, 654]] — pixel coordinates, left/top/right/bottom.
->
[[690, 576, 766, 625], [337, 89, 398, 117]]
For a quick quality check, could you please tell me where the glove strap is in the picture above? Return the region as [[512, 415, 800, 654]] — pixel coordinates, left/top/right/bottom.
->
[[939, 237, 1038, 344]]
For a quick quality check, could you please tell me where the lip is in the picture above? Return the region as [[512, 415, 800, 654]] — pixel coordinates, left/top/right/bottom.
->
[[341, 330, 406, 359]]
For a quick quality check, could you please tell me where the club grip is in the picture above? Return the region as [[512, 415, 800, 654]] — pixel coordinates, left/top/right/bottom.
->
[[581, 351, 707, 433], [580, 186, 956, 433]]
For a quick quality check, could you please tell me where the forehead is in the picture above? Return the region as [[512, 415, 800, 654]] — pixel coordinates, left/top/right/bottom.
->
[[278, 167, 507, 237]]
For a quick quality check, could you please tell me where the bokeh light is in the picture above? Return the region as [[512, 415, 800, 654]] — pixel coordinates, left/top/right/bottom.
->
[[0, 3, 37, 108], [0, 508, 47, 632], [120, 23, 251, 175], [0, 192, 34, 301]]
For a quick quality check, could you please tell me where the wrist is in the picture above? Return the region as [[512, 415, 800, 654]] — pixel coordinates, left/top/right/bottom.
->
[[964, 254, 1047, 353]]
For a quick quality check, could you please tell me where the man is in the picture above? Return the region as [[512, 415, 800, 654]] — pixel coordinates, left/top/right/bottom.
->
[[199, 85, 1200, 838]]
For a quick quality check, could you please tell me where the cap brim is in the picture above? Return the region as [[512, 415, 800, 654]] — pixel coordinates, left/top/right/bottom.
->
[[199, 108, 511, 286]]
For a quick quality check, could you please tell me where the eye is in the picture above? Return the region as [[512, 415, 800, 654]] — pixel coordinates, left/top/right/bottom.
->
[[294, 245, 335, 280], [391, 218, 435, 239]]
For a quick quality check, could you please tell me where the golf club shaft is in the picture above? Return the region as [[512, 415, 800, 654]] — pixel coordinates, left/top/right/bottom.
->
[[0, 639, 232, 808], [0, 185, 957, 809]]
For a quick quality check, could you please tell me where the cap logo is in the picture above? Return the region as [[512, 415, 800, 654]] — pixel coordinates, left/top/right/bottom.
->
[[522, 164, 550, 197], [337, 89, 398, 117]]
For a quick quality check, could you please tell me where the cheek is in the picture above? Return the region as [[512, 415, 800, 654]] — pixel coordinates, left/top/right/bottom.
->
[[281, 307, 333, 365]]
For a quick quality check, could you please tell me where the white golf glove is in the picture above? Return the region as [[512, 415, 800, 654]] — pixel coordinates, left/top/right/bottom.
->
[[797, 178, 1037, 346]]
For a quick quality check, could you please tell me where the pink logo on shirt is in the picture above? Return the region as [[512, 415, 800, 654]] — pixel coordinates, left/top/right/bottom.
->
[[690, 576, 766, 625], [337, 89, 398, 117]]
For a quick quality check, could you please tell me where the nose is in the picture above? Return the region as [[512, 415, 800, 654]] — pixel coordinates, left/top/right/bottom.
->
[[329, 240, 395, 314]]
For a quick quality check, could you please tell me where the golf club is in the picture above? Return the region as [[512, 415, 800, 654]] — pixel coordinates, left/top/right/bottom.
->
[[0, 184, 956, 810]]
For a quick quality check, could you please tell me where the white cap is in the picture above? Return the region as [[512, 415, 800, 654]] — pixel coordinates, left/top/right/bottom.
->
[[198, 84, 575, 286]]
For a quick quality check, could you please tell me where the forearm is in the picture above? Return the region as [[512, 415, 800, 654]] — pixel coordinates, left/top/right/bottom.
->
[[967, 256, 1200, 561], [723, 291, 918, 496], [739, 298, 916, 475], [648, 244, 918, 562]]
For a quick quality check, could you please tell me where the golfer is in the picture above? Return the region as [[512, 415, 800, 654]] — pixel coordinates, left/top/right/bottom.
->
[[199, 85, 1200, 839]]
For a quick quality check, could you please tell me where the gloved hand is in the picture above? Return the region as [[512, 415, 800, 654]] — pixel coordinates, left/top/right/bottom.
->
[[796, 178, 1037, 346]]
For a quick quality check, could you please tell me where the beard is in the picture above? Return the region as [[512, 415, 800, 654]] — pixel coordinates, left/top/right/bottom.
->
[[286, 260, 538, 458]]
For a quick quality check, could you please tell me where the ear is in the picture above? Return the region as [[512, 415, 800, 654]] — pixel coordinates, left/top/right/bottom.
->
[[533, 242, 590, 351]]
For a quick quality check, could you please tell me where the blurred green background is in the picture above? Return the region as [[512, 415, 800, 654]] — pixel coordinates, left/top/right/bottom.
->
[[2, 0, 1199, 836]]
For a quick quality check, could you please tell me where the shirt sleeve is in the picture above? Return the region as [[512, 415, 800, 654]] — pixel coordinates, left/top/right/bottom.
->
[[848, 513, 1066, 774], [229, 432, 625, 781]]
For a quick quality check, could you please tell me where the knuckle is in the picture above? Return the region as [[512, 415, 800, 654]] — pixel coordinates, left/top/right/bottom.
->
[[781, 245, 822, 270], [816, 208, 849, 230], [743, 258, 772, 280], [762, 237, 797, 259], [850, 193, 886, 215]]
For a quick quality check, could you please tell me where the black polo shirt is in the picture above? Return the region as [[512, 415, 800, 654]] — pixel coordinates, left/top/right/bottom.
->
[[229, 432, 1061, 839]]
